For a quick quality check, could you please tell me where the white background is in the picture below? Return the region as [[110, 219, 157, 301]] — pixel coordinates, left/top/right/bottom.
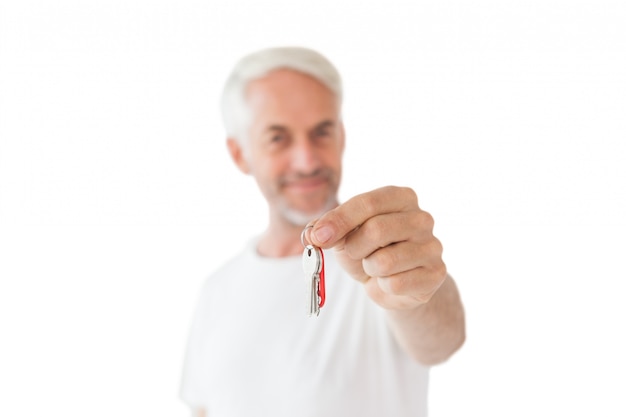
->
[[1, 0, 625, 415]]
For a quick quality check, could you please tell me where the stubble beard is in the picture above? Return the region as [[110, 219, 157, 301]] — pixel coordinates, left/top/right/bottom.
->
[[279, 194, 339, 227], [276, 168, 340, 227]]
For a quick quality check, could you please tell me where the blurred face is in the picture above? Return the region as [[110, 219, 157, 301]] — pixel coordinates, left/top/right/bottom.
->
[[228, 69, 345, 226]]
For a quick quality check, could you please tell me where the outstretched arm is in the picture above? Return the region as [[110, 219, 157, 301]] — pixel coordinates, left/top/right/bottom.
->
[[308, 186, 465, 365]]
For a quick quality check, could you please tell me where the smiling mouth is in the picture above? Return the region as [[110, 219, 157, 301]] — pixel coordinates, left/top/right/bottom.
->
[[280, 170, 332, 192], [284, 178, 327, 193]]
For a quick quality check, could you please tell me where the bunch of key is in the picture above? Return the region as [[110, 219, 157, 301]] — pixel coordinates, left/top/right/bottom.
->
[[301, 227, 326, 317]]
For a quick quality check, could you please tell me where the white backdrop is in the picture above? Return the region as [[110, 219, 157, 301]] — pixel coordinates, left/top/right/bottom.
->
[[1, 0, 625, 415]]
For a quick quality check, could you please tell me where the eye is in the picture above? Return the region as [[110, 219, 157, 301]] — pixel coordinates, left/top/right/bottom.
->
[[313, 127, 331, 140], [267, 130, 290, 148], [271, 132, 287, 143]]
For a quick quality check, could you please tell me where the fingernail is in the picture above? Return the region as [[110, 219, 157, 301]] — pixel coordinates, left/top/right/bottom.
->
[[377, 277, 392, 294], [313, 226, 333, 244]]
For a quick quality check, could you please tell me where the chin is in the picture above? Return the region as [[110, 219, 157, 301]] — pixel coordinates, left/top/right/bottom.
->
[[282, 210, 316, 227], [280, 198, 338, 227]]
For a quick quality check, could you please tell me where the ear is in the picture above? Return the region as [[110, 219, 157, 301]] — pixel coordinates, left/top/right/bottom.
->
[[226, 137, 251, 174]]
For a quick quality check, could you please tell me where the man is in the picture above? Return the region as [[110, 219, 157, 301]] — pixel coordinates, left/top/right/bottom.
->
[[180, 46, 465, 417]]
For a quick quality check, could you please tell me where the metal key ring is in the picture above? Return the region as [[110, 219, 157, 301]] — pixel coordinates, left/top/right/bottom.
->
[[300, 224, 314, 247]]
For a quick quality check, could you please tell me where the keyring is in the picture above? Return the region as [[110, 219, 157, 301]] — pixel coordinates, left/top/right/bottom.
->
[[300, 224, 314, 247]]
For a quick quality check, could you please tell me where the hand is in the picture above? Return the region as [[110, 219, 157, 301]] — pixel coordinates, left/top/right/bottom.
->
[[308, 186, 447, 311]]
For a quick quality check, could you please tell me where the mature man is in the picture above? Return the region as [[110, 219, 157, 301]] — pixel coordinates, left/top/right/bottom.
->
[[180, 46, 465, 417]]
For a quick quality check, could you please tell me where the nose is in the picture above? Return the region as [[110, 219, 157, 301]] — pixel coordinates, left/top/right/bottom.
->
[[290, 138, 320, 174]]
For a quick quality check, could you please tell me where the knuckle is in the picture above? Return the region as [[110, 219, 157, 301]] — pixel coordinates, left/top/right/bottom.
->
[[385, 275, 410, 295], [420, 210, 435, 229], [397, 186, 418, 207], [357, 192, 378, 216], [373, 250, 398, 276], [402, 186, 418, 202], [429, 237, 444, 257], [407, 209, 434, 232], [362, 218, 385, 244], [432, 260, 447, 281]]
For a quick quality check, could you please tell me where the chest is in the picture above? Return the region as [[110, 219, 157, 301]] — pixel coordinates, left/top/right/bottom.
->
[[196, 260, 426, 416]]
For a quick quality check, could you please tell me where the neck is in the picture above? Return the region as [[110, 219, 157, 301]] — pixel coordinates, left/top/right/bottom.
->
[[256, 213, 306, 258]]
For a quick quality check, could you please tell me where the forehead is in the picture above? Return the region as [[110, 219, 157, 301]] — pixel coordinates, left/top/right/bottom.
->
[[245, 69, 340, 130]]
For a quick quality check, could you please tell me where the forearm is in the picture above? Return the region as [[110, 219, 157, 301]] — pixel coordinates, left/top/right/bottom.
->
[[386, 274, 465, 366]]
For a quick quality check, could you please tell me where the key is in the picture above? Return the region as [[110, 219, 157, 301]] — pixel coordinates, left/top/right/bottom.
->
[[302, 245, 322, 317]]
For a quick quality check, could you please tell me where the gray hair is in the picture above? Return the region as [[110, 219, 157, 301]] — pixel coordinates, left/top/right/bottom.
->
[[220, 46, 343, 142]]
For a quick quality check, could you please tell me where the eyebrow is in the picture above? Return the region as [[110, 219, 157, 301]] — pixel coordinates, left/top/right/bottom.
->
[[265, 125, 289, 133], [264, 120, 336, 134], [311, 120, 335, 132]]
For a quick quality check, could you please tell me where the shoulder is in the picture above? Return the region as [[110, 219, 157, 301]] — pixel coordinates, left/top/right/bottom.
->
[[200, 241, 255, 291]]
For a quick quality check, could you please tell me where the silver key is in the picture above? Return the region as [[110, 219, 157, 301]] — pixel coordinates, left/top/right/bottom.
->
[[302, 245, 321, 317]]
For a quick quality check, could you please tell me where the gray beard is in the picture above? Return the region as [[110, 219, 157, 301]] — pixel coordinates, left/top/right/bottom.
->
[[280, 197, 338, 227]]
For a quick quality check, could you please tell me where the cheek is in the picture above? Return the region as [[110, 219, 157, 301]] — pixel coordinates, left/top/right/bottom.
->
[[322, 149, 343, 173], [251, 155, 284, 182]]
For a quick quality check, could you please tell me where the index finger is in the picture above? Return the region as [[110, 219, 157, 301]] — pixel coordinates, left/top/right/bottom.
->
[[309, 186, 418, 248]]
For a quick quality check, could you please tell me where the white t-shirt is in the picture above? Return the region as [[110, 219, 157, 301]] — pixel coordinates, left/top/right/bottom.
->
[[180, 238, 429, 416]]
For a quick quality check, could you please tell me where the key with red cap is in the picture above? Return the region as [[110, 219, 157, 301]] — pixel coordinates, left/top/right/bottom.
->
[[302, 245, 325, 317]]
